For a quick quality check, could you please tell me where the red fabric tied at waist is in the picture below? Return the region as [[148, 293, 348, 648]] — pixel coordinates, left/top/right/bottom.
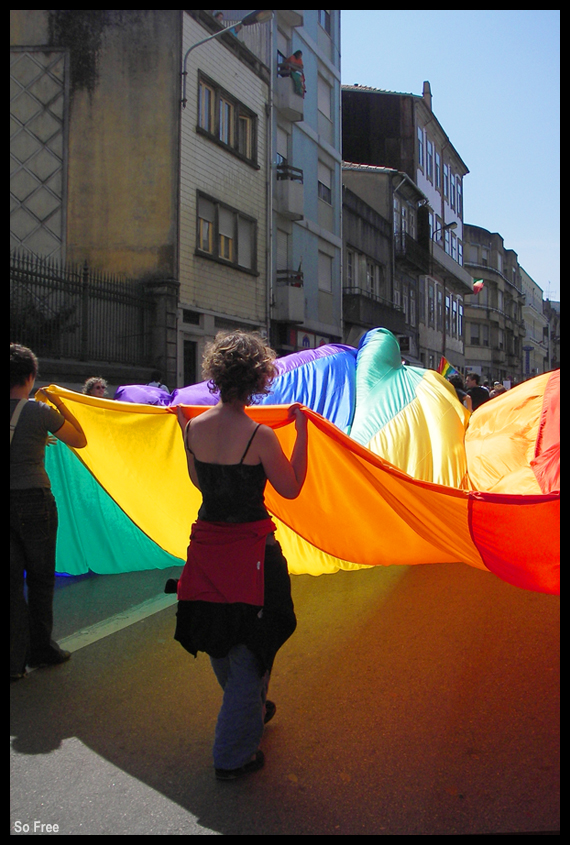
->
[[177, 518, 276, 606]]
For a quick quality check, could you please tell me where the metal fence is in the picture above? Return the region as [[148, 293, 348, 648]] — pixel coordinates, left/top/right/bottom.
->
[[10, 251, 154, 365]]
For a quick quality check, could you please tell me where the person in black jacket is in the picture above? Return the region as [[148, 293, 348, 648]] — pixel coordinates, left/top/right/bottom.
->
[[466, 372, 490, 411]]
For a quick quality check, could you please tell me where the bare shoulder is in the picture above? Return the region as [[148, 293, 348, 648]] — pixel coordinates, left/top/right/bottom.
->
[[255, 423, 280, 447]]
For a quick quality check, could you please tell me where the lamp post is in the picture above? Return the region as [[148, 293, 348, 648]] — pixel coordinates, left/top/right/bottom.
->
[[181, 10, 273, 108], [431, 221, 458, 357], [432, 219, 457, 243]]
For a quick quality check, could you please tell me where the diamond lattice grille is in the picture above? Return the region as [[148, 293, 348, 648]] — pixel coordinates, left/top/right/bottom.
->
[[10, 51, 66, 259]]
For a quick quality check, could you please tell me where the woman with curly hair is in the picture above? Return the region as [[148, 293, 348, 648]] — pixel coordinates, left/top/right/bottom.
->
[[82, 376, 108, 398], [175, 331, 307, 780]]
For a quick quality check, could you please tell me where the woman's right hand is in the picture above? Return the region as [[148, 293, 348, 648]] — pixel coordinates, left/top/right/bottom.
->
[[288, 403, 307, 432]]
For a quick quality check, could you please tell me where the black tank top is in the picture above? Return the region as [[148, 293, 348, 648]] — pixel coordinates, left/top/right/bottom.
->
[[187, 423, 270, 524]]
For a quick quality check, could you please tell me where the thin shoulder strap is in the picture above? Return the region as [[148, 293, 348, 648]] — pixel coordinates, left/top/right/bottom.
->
[[10, 399, 27, 445], [239, 423, 261, 464]]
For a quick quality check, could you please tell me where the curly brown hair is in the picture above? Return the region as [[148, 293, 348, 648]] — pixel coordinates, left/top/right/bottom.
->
[[202, 331, 277, 404]]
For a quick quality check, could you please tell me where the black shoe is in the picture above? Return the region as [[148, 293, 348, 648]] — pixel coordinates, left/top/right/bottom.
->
[[215, 750, 265, 781], [264, 700, 276, 724], [10, 671, 27, 682], [28, 650, 71, 669]]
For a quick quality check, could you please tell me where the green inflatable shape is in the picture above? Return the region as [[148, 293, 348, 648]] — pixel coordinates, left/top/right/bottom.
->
[[45, 441, 184, 575], [348, 328, 424, 445]]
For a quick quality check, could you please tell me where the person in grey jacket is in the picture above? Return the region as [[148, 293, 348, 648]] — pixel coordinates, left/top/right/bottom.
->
[[10, 344, 86, 680]]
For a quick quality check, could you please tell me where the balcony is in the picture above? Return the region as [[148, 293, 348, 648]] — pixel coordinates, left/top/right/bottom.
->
[[431, 241, 474, 295], [273, 269, 304, 323], [395, 232, 430, 275], [275, 74, 304, 122], [343, 288, 406, 335], [274, 164, 304, 220], [276, 10, 303, 28]]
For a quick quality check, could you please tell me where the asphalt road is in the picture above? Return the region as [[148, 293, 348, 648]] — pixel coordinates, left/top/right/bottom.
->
[[10, 561, 559, 835]]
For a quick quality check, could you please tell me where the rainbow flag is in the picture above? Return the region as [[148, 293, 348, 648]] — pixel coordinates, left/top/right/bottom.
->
[[437, 356, 459, 379]]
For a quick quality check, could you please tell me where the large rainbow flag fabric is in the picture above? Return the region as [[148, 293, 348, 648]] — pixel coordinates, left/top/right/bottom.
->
[[44, 328, 559, 595]]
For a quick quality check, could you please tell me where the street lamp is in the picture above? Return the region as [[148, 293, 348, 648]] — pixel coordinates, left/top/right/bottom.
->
[[181, 10, 273, 108], [432, 220, 457, 242]]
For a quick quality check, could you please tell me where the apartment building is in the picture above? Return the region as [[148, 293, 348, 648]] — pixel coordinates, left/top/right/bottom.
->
[[179, 11, 270, 384], [342, 82, 473, 370], [10, 10, 271, 388], [463, 224, 526, 384], [342, 163, 428, 356], [520, 266, 548, 377], [229, 9, 343, 354]]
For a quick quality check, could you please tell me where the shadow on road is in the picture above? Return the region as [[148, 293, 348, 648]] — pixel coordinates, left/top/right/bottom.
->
[[11, 563, 559, 835]]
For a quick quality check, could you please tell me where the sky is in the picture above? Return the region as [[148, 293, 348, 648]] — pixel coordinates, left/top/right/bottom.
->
[[340, 10, 560, 300]]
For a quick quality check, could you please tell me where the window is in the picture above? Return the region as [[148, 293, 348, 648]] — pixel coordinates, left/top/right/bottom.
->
[[450, 171, 456, 209], [318, 251, 333, 292], [456, 176, 462, 216], [276, 127, 289, 166], [318, 76, 332, 119], [199, 80, 215, 133], [393, 278, 401, 308], [435, 216, 442, 242], [458, 302, 464, 336], [237, 114, 253, 159], [443, 164, 449, 198], [427, 140, 434, 181], [196, 193, 256, 272], [452, 298, 458, 336], [237, 217, 254, 269], [218, 207, 234, 261], [458, 241, 463, 266], [393, 196, 400, 234], [428, 281, 435, 327], [219, 97, 234, 146], [437, 287, 443, 331], [402, 283, 409, 321], [435, 152, 441, 190], [418, 126, 424, 169], [197, 196, 215, 254], [366, 262, 380, 299], [197, 75, 257, 165], [318, 161, 332, 204], [470, 323, 489, 346], [410, 287, 416, 327], [318, 9, 331, 34]]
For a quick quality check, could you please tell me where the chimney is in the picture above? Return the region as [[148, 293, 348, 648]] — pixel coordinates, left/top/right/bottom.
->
[[422, 80, 432, 111]]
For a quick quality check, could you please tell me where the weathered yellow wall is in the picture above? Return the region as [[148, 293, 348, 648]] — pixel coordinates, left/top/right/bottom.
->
[[11, 10, 180, 280]]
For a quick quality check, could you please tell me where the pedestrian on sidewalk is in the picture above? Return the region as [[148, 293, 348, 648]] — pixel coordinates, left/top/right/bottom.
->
[[173, 330, 307, 780], [10, 344, 87, 680]]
